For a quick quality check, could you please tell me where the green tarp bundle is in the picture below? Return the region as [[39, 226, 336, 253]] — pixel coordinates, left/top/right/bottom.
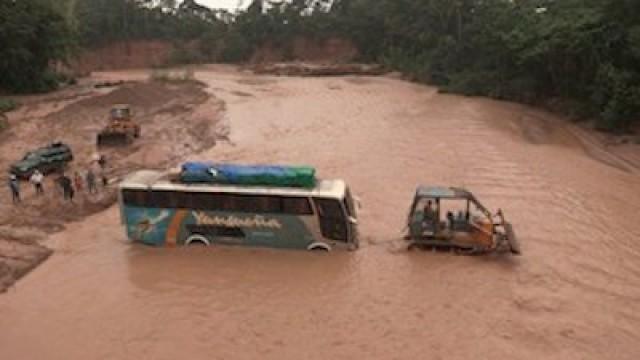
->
[[181, 162, 317, 188]]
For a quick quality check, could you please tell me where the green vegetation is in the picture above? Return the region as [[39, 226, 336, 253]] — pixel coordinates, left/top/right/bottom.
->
[[1, 0, 638, 131], [0, 99, 18, 114], [74, 0, 227, 48], [0, 0, 74, 93], [71, 0, 640, 131], [0, 116, 8, 133], [234, 0, 639, 132], [0, 98, 18, 132], [149, 68, 198, 84]]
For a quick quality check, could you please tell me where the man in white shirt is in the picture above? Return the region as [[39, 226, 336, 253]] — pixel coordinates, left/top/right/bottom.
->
[[30, 169, 44, 195]]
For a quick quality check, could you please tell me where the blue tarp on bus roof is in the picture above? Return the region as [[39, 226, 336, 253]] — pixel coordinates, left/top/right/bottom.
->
[[180, 162, 316, 188]]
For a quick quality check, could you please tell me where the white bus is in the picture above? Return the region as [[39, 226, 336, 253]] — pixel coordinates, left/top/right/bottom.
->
[[118, 170, 359, 251]]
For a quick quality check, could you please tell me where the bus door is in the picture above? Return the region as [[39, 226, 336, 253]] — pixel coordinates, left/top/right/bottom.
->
[[313, 197, 349, 246]]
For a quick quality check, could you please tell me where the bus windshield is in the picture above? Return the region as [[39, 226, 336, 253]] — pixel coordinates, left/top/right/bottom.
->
[[314, 197, 348, 242], [343, 187, 356, 218]]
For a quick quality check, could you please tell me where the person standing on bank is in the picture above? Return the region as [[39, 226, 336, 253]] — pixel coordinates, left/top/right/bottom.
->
[[60, 173, 74, 202], [8, 174, 20, 204], [100, 165, 109, 188], [98, 154, 106, 171], [74, 171, 84, 193], [97, 154, 108, 188], [86, 168, 97, 194], [30, 169, 44, 195]]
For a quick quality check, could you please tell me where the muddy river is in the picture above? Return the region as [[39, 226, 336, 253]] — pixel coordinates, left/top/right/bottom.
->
[[1, 66, 639, 359]]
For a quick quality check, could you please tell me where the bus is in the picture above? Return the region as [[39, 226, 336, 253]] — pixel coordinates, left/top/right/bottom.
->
[[118, 170, 359, 251]]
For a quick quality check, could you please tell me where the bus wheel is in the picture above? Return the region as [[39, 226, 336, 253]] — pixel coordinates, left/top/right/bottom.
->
[[307, 243, 331, 252], [186, 234, 210, 247]]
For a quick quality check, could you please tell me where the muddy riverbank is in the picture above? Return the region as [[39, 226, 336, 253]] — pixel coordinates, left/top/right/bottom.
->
[[0, 75, 225, 292], [1, 65, 639, 359]]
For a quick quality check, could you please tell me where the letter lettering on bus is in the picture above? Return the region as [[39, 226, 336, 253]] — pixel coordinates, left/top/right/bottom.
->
[[193, 212, 282, 229]]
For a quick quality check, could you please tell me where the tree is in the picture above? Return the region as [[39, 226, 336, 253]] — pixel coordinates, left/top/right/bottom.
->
[[0, 0, 73, 92], [4, 0, 638, 129]]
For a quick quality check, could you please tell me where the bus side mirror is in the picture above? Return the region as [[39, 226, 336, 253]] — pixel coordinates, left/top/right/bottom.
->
[[348, 216, 358, 225], [354, 196, 362, 209]]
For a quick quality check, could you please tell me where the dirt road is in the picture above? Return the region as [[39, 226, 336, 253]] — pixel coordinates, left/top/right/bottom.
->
[[1, 65, 639, 359]]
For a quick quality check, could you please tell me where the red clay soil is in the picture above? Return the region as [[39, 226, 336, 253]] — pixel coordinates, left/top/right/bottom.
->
[[63, 36, 358, 77], [250, 36, 359, 63], [70, 40, 175, 74]]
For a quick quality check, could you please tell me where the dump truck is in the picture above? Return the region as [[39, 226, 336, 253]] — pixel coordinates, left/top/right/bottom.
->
[[96, 104, 141, 146], [405, 186, 521, 255]]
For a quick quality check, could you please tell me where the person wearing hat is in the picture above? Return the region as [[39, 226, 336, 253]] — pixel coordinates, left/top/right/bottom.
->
[[8, 174, 20, 204]]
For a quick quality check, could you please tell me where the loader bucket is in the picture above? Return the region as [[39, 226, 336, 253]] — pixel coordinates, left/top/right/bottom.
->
[[97, 132, 130, 146]]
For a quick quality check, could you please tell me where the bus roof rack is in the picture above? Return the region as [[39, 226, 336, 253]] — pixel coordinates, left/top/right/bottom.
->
[[120, 169, 347, 199]]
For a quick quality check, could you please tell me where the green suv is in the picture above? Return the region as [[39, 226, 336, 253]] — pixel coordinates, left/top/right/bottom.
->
[[10, 142, 73, 179]]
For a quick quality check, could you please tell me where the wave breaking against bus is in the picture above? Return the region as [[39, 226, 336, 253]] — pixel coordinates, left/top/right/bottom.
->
[[117, 165, 359, 251]]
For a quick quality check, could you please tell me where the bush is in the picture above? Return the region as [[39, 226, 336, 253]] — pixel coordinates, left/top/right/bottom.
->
[[0, 98, 18, 133], [444, 70, 500, 97], [30, 70, 61, 93], [0, 0, 72, 94], [167, 44, 207, 66], [0, 114, 8, 132], [380, 48, 432, 83], [149, 68, 198, 84], [220, 32, 253, 63], [55, 72, 77, 86], [0, 98, 18, 113], [592, 64, 640, 132]]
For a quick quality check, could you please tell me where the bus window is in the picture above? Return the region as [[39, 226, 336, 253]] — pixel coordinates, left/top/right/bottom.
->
[[314, 198, 348, 241], [315, 198, 342, 217], [150, 191, 181, 209], [218, 194, 237, 211], [253, 196, 282, 213], [234, 195, 261, 212], [282, 197, 313, 215], [122, 189, 148, 207], [189, 193, 228, 211], [190, 192, 208, 210], [176, 192, 193, 209], [191, 193, 283, 213]]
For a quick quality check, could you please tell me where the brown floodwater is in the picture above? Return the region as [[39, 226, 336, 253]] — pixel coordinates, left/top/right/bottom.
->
[[1, 66, 640, 359]]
